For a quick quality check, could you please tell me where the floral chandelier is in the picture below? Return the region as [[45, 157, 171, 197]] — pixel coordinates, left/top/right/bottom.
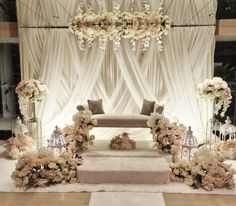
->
[[68, 0, 171, 51]]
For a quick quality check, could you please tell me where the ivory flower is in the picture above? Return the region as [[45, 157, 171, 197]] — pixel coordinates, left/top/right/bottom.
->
[[11, 148, 83, 189], [197, 77, 232, 117], [170, 146, 235, 190]]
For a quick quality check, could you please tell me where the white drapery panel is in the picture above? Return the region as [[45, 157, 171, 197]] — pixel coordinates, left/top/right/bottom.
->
[[157, 27, 215, 138], [17, 0, 216, 27], [17, 0, 217, 143]]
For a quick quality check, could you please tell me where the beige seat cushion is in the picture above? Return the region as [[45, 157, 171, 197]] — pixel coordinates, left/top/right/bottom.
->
[[92, 114, 150, 128]]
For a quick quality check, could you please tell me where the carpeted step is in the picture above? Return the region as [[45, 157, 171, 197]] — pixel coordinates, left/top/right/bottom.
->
[[77, 156, 170, 184], [83, 140, 162, 157]]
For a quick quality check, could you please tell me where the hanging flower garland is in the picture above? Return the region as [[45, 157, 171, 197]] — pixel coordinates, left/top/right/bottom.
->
[[68, 0, 170, 51]]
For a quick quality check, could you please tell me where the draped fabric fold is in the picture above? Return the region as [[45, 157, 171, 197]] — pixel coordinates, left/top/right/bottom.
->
[[17, 0, 217, 144]]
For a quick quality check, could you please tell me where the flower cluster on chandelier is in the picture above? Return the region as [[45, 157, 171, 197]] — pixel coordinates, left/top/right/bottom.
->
[[68, 0, 171, 51]]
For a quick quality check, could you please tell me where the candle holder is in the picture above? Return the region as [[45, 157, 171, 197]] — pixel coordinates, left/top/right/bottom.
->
[[181, 126, 198, 160], [47, 126, 66, 156]]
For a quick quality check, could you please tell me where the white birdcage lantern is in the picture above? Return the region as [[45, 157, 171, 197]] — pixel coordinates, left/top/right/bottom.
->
[[220, 116, 236, 141], [181, 126, 198, 160], [47, 126, 66, 155]]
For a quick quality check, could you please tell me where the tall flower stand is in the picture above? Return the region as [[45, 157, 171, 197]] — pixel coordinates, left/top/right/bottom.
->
[[198, 77, 232, 150], [205, 99, 216, 150], [27, 120, 42, 148], [26, 102, 42, 148]]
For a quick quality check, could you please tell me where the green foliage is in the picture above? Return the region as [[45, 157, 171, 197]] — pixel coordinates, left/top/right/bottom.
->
[[214, 64, 236, 96], [217, 0, 236, 19]]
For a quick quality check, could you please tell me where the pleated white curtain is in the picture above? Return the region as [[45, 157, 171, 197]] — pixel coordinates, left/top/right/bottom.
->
[[17, 0, 217, 144]]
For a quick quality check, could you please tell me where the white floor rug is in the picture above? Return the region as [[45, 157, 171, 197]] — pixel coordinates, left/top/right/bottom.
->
[[1, 143, 236, 195], [78, 156, 170, 184], [89, 192, 165, 206]]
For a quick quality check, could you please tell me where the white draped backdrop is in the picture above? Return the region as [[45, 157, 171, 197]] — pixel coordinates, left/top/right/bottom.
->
[[16, 0, 217, 144]]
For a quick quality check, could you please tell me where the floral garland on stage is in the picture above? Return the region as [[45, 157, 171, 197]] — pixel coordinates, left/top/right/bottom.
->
[[147, 113, 186, 154], [62, 110, 97, 153], [170, 146, 235, 191], [214, 140, 236, 160], [11, 148, 83, 189], [197, 77, 232, 117], [15, 79, 48, 119]]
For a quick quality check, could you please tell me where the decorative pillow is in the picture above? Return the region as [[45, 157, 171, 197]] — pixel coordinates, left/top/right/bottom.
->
[[77, 105, 85, 111], [140, 99, 155, 116], [88, 99, 105, 114], [155, 105, 164, 114]]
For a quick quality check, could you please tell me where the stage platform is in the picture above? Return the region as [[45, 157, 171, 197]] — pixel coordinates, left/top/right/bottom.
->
[[78, 140, 170, 185]]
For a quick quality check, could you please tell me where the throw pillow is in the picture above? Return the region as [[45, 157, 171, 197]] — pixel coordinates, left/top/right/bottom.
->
[[88, 99, 105, 114], [155, 105, 164, 114], [76, 105, 85, 111], [140, 99, 155, 116]]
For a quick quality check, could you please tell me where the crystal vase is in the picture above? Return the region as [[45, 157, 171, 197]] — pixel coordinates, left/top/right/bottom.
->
[[208, 98, 216, 150], [31, 102, 37, 122]]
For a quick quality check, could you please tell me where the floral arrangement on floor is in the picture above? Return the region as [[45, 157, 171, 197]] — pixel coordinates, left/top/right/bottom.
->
[[170, 146, 235, 191], [62, 110, 97, 153], [15, 79, 48, 119], [147, 113, 186, 154], [5, 135, 36, 160], [109, 132, 136, 150], [11, 148, 83, 189], [197, 77, 232, 117], [5, 117, 36, 159], [214, 140, 236, 160]]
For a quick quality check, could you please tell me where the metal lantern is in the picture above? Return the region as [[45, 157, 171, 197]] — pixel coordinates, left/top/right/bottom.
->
[[181, 126, 198, 160], [219, 116, 236, 141], [47, 126, 66, 155]]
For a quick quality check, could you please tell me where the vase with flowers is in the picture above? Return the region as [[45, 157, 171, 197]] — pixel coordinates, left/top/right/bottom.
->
[[15, 79, 48, 121]]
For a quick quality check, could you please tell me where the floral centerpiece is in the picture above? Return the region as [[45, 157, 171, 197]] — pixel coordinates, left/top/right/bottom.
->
[[197, 77, 232, 117], [214, 140, 236, 160], [170, 146, 235, 191], [15, 79, 48, 119], [62, 110, 97, 153], [147, 113, 186, 154], [11, 148, 83, 189], [109, 132, 136, 150]]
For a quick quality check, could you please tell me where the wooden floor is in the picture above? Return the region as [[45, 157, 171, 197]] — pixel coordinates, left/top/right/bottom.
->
[[164, 193, 236, 206], [0, 192, 236, 206]]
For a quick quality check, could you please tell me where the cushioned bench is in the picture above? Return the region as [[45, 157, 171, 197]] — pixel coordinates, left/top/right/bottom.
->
[[91, 114, 151, 128], [77, 99, 164, 128]]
